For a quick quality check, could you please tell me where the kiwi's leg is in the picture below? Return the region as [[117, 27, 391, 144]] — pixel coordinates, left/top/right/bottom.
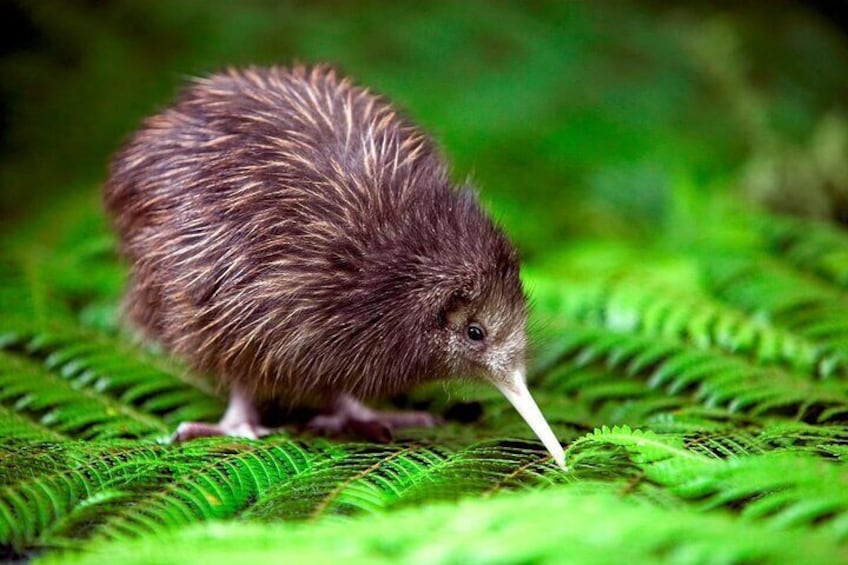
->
[[306, 395, 442, 442], [171, 385, 271, 442]]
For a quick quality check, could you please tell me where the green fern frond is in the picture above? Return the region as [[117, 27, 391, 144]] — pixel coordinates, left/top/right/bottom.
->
[[753, 420, 848, 456], [244, 437, 574, 523], [0, 404, 67, 442], [536, 274, 840, 379], [760, 214, 848, 288], [0, 440, 166, 548], [308, 440, 565, 516], [681, 428, 766, 458], [543, 326, 848, 423], [703, 256, 848, 355], [568, 425, 702, 464], [5, 189, 848, 561], [1, 331, 223, 431], [565, 425, 714, 491], [38, 487, 848, 565], [0, 351, 167, 439], [93, 438, 326, 539], [674, 452, 848, 539], [0, 437, 570, 552], [567, 426, 848, 539], [0, 256, 74, 336]]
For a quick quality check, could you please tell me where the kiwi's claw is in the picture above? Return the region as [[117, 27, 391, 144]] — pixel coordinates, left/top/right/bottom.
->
[[305, 395, 442, 442]]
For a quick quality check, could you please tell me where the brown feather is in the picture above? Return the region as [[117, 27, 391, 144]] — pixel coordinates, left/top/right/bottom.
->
[[105, 64, 526, 404]]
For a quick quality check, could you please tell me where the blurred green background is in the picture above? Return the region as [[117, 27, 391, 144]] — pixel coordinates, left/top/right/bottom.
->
[[3, 0, 848, 260]]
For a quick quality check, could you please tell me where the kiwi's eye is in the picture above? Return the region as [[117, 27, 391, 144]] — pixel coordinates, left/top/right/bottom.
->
[[466, 323, 486, 342]]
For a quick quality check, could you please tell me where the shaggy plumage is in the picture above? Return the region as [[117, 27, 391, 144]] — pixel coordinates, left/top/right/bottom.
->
[[105, 65, 526, 404]]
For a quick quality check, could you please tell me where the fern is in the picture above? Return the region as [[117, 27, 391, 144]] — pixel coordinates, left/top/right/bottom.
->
[[37, 488, 848, 565], [0, 405, 66, 442], [0, 441, 166, 547], [542, 326, 848, 423], [680, 453, 848, 538], [0, 351, 167, 439], [703, 256, 848, 354], [1, 330, 223, 434], [567, 425, 848, 539], [540, 274, 843, 379], [5, 184, 848, 562], [759, 214, 848, 288], [0, 257, 74, 336], [92, 439, 327, 539]]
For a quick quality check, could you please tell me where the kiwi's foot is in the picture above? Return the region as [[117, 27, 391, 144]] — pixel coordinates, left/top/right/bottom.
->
[[306, 395, 442, 442], [171, 384, 270, 442], [172, 420, 272, 442]]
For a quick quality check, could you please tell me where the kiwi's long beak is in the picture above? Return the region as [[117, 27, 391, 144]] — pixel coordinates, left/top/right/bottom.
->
[[494, 370, 566, 470]]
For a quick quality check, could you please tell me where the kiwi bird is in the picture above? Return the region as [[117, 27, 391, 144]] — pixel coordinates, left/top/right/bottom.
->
[[104, 64, 565, 468]]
